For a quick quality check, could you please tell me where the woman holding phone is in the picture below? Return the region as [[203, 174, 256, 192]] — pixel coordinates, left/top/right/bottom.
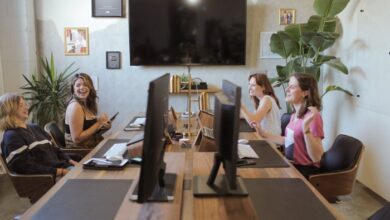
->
[[64, 73, 111, 149]]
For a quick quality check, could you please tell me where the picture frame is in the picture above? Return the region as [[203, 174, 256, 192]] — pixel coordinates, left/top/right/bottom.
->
[[92, 0, 123, 17], [64, 27, 89, 56], [260, 32, 281, 59], [279, 8, 296, 25], [106, 51, 121, 69]]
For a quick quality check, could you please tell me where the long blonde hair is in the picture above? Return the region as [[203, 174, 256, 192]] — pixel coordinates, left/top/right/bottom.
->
[[0, 93, 23, 131]]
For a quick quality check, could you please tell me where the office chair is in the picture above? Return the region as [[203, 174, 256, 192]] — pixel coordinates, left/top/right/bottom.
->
[[308, 134, 364, 202], [44, 121, 91, 158], [368, 203, 390, 220], [0, 153, 55, 203]]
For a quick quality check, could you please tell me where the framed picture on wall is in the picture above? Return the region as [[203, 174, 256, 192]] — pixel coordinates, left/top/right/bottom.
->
[[64, 27, 89, 56], [92, 0, 123, 17], [260, 32, 281, 59], [106, 51, 121, 69], [279, 9, 295, 25]]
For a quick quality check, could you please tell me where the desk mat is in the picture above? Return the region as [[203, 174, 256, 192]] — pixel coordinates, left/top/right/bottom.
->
[[242, 140, 289, 168], [243, 178, 336, 220], [239, 119, 255, 132], [31, 179, 133, 220]]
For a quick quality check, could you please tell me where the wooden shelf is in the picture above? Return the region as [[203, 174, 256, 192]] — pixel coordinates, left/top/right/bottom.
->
[[170, 84, 220, 94]]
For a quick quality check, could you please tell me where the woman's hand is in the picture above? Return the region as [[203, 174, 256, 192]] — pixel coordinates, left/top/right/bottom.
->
[[97, 113, 110, 129], [302, 106, 319, 132], [250, 121, 267, 138], [127, 141, 143, 157]]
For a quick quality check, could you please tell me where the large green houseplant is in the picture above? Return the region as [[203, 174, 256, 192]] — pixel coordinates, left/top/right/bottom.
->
[[21, 54, 78, 126], [270, 0, 353, 110]]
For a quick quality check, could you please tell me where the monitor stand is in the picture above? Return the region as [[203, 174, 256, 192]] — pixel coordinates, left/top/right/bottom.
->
[[130, 173, 177, 202], [193, 153, 248, 196]]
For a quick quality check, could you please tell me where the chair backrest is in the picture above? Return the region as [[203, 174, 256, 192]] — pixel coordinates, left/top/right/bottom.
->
[[320, 134, 363, 173], [197, 110, 214, 129], [280, 113, 291, 136], [44, 121, 66, 148]]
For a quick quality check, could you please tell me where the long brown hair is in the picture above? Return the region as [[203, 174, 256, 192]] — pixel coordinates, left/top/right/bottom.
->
[[292, 73, 322, 118], [249, 73, 281, 109], [69, 73, 98, 114]]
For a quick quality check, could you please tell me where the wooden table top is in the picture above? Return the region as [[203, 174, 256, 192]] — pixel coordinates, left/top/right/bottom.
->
[[21, 114, 343, 220]]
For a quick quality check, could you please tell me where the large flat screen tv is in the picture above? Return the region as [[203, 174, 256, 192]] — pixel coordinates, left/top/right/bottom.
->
[[129, 0, 247, 66]]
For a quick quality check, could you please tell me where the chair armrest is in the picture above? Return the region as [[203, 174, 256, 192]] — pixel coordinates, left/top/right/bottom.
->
[[9, 172, 55, 203]]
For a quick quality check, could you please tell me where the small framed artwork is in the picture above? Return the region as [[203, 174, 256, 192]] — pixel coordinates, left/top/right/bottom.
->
[[106, 51, 121, 69], [260, 32, 281, 59], [92, 0, 123, 17], [279, 9, 295, 25], [64, 27, 89, 55]]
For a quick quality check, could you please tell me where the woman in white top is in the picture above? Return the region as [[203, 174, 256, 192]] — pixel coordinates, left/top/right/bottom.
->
[[241, 73, 281, 135]]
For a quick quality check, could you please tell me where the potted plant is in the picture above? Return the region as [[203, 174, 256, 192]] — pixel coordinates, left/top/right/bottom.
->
[[270, 0, 353, 111], [21, 53, 79, 126]]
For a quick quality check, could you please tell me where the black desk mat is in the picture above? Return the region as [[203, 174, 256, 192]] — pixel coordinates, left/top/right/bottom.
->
[[241, 140, 289, 168], [243, 178, 336, 220], [31, 179, 133, 220], [239, 119, 255, 132]]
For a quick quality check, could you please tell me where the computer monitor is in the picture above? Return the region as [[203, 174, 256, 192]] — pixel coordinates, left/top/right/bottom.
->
[[130, 73, 177, 203], [193, 80, 248, 196]]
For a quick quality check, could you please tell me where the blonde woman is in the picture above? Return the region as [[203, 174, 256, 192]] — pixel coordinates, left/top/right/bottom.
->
[[0, 93, 76, 177]]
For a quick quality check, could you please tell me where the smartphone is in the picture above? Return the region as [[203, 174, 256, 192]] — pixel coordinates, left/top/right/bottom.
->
[[110, 112, 119, 121], [130, 157, 142, 165]]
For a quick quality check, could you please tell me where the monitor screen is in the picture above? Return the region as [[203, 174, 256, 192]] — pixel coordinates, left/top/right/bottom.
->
[[129, 0, 247, 65], [133, 73, 177, 203]]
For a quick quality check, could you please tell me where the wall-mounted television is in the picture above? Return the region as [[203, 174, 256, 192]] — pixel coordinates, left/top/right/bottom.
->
[[129, 0, 247, 66]]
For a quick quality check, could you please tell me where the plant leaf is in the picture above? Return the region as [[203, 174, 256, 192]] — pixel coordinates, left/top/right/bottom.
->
[[314, 0, 350, 17], [326, 59, 349, 74], [270, 32, 299, 59], [322, 85, 353, 97]]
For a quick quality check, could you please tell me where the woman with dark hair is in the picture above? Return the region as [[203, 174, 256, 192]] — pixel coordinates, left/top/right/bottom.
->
[[241, 73, 281, 135], [64, 73, 110, 149], [0, 93, 76, 177], [256, 73, 324, 177]]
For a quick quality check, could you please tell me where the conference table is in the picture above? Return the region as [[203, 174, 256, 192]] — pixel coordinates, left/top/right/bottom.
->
[[21, 114, 343, 220]]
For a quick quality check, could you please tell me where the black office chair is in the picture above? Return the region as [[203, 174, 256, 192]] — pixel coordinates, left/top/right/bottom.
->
[[368, 203, 390, 220], [0, 153, 55, 203], [44, 121, 91, 158], [308, 134, 364, 202]]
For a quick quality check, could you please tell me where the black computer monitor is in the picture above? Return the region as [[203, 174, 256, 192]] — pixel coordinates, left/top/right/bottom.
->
[[193, 80, 247, 196], [130, 73, 177, 203]]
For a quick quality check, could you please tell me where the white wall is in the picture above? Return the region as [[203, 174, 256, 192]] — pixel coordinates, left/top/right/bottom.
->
[[33, 0, 314, 131], [323, 0, 390, 201], [0, 0, 37, 95], [10, 0, 390, 201]]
